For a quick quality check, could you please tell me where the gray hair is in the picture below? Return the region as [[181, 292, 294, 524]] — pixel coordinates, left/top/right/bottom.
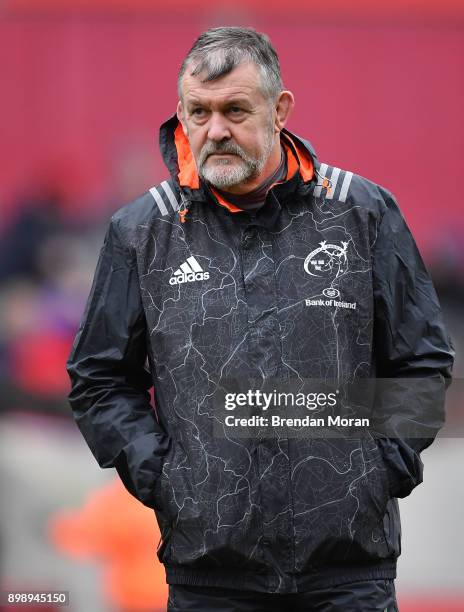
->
[[177, 26, 284, 102]]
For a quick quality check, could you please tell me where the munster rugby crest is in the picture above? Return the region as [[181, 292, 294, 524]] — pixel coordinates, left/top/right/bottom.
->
[[304, 241, 349, 279]]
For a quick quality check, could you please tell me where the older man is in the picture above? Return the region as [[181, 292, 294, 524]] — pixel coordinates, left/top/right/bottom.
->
[[67, 27, 454, 611]]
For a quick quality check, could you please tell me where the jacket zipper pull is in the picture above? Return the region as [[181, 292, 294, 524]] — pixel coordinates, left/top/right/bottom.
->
[[315, 168, 333, 195], [322, 177, 332, 195], [178, 192, 190, 223]]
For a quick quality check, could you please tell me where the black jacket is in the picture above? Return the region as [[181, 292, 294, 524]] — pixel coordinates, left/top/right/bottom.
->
[[67, 114, 454, 593]]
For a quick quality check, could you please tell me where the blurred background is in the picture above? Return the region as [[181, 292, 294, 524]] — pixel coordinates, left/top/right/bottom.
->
[[0, 0, 463, 610]]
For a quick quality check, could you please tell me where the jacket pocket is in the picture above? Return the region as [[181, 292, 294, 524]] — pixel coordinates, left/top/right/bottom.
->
[[164, 438, 268, 572], [361, 432, 400, 557], [361, 432, 391, 515], [156, 520, 174, 564], [153, 440, 205, 566], [151, 436, 174, 513], [292, 436, 392, 573], [382, 497, 401, 558]]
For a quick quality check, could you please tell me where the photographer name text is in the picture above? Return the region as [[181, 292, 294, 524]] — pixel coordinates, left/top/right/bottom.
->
[[224, 415, 369, 428]]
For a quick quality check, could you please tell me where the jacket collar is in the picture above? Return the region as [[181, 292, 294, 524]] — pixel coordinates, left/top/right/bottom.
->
[[159, 113, 318, 212]]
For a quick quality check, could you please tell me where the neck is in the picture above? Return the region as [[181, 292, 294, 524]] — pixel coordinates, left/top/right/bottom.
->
[[220, 138, 282, 195]]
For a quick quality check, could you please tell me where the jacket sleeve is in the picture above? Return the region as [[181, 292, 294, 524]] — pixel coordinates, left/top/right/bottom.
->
[[66, 216, 170, 508], [371, 191, 454, 498]]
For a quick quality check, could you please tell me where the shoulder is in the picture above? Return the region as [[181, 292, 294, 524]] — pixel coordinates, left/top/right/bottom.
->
[[109, 178, 182, 246], [313, 160, 396, 218]]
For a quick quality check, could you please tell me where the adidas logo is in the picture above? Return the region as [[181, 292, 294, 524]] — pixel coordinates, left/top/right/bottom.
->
[[169, 256, 210, 285]]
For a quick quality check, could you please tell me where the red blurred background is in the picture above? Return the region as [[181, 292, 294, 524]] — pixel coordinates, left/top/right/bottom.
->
[[2, 0, 464, 254]]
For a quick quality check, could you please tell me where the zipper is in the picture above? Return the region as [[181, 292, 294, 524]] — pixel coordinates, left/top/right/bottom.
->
[[178, 190, 191, 223]]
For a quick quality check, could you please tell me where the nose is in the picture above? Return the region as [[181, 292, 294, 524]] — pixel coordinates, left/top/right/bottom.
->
[[206, 112, 231, 142]]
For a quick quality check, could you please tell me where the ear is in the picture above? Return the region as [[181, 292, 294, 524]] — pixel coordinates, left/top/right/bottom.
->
[[176, 100, 188, 136], [274, 91, 295, 132]]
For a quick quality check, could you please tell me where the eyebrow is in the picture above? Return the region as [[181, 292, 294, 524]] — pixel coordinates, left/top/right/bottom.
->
[[186, 97, 252, 109]]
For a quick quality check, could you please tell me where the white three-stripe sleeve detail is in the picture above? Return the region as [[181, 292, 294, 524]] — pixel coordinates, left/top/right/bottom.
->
[[339, 171, 353, 202], [149, 186, 169, 215], [325, 167, 341, 200], [160, 180, 180, 211]]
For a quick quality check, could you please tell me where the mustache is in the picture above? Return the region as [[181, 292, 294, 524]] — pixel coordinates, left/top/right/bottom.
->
[[198, 140, 247, 165]]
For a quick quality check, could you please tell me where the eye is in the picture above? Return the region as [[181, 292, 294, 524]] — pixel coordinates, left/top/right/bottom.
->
[[191, 107, 207, 119], [227, 106, 247, 121]]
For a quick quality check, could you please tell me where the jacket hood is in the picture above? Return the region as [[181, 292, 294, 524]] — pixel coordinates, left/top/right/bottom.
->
[[159, 113, 318, 213]]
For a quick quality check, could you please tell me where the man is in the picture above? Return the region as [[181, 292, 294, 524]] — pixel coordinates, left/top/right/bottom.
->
[[67, 27, 454, 611]]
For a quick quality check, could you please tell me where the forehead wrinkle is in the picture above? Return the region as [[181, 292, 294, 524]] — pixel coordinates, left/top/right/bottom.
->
[[185, 91, 254, 109], [180, 62, 265, 102], [184, 82, 256, 98]]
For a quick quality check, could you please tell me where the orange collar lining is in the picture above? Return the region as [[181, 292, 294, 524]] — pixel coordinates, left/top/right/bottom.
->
[[174, 123, 200, 190], [173, 123, 314, 213]]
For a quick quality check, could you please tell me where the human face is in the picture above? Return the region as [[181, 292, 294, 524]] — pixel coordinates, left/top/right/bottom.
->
[[177, 62, 292, 194]]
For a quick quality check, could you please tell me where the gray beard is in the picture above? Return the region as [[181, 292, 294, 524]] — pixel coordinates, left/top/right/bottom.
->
[[200, 157, 260, 189], [197, 130, 276, 190]]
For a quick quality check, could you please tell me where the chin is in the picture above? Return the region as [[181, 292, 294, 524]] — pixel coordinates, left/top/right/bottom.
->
[[208, 177, 242, 189], [201, 165, 250, 189]]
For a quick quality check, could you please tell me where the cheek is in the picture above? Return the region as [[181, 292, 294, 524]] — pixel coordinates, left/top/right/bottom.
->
[[234, 127, 262, 154], [186, 129, 205, 159], [250, 133, 269, 158], [245, 118, 272, 151]]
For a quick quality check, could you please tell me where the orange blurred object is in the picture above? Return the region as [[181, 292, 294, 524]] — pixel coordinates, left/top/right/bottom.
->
[[48, 479, 167, 611]]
